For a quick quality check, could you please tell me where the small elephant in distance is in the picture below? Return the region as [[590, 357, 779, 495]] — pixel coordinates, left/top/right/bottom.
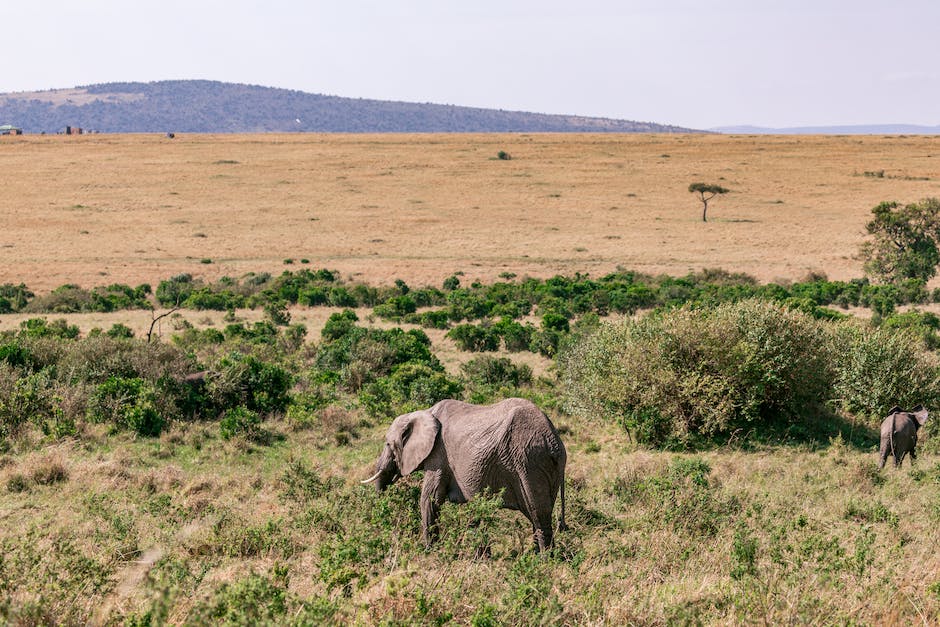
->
[[361, 398, 567, 552], [879, 405, 929, 469]]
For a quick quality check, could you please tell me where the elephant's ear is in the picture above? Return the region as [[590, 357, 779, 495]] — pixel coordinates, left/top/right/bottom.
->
[[388, 410, 440, 476], [887, 405, 903, 416], [912, 406, 929, 426]]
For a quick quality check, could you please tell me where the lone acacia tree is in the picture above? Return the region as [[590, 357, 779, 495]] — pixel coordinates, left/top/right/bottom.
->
[[861, 198, 940, 283], [688, 182, 730, 222]]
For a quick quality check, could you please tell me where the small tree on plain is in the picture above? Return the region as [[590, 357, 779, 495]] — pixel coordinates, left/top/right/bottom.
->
[[688, 183, 730, 222], [861, 198, 940, 283]]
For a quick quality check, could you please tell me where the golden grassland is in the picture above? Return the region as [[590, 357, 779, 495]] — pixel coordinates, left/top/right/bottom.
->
[[2, 132, 940, 293]]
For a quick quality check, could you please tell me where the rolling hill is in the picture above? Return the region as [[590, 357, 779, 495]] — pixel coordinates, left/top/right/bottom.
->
[[0, 80, 701, 134]]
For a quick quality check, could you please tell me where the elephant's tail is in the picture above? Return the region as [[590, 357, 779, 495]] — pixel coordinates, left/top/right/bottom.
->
[[890, 411, 898, 463], [557, 473, 568, 533]]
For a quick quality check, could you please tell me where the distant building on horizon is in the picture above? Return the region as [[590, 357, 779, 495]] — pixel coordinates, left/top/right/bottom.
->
[[0, 124, 22, 135]]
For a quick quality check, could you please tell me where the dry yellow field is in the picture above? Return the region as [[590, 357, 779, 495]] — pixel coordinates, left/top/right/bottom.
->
[[2, 132, 940, 293]]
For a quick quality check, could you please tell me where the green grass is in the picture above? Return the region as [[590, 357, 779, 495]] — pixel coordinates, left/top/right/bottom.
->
[[1, 415, 938, 624]]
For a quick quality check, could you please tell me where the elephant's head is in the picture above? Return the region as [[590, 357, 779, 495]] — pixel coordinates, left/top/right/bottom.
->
[[361, 410, 440, 491]]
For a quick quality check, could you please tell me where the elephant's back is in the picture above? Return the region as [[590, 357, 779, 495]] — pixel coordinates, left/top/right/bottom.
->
[[434, 398, 565, 458]]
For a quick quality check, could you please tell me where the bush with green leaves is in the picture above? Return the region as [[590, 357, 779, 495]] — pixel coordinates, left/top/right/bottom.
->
[[373, 295, 417, 320], [561, 300, 836, 446], [0, 367, 64, 440], [447, 323, 501, 352], [315, 319, 439, 392], [831, 322, 940, 419], [861, 198, 940, 283], [219, 406, 263, 441], [18, 318, 80, 340], [0, 282, 34, 312], [880, 309, 940, 349], [360, 362, 463, 419], [207, 352, 292, 416], [186, 570, 290, 624], [87, 376, 164, 436], [22, 283, 151, 314], [105, 323, 135, 339], [461, 355, 532, 389]]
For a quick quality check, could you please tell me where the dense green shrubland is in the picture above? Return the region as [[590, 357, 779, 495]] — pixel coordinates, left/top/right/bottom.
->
[[4, 265, 940, 449], [560, 299, 940, 447], [5, 267, 939, 327]]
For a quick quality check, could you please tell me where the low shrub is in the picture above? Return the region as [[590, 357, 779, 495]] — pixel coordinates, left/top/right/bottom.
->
[[87, 376, 164, 436], [461, 355, 532, 388], [447, 323, 500, 352], [207, 352, 292, 416], [360, 363, 463, 419], [219, 406, 262, 441], [19, 318, 80, 339], [187, 571, 289, 624]]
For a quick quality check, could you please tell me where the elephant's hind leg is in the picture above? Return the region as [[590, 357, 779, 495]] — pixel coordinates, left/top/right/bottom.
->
[[878, 448, 889, 469], [519, 485, 555, 553]]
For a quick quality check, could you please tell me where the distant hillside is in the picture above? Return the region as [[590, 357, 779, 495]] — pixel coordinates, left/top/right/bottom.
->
[[713, 123, 940, 135], [0, 80, 701, 134]]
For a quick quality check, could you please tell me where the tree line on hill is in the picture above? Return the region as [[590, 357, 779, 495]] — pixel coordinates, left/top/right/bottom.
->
[[0, 80, 702, 134]]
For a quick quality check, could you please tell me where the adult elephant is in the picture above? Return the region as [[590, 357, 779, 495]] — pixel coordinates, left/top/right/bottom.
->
[[879, 405, 929, 469], [361, 398, 567, 552]]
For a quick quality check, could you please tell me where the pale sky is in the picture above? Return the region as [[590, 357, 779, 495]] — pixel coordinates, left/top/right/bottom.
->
[[5, 0, 939, 130]]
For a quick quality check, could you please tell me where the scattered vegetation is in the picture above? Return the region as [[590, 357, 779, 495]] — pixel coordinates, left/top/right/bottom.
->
[[3, 254, 940, 622]]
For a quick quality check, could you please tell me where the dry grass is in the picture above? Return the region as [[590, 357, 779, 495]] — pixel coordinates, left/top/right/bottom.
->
[[3, 133, 940, 293], [2, 415, 937, 624]]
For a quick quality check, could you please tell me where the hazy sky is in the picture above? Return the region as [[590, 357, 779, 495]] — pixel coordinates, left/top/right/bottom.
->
[[5, 0, 939, 129]]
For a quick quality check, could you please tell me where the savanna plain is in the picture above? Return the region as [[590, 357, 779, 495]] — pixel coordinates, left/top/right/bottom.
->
[[2, 133, 940, 625]]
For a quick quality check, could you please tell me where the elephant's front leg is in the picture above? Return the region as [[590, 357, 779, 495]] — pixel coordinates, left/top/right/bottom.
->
[[420, 470, 448, 548]]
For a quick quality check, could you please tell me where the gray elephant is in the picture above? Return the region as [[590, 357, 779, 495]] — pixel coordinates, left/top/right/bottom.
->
[[361, 398, 567, 552], [879, 405, 929, 469]]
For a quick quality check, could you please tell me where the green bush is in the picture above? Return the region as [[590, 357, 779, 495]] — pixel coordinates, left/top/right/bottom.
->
[[493, 318, 534, 352], [881, 309, 940, 349], [0, 283, 34, 312], [187, 571, 288, 624], [561, 300, 835, 446], [208, 353, 292, 416], [0, 367, 62, 440], [19, 318, 80, 339], [447, 323, 500, 352], [219, 406, 262, 441], [373, 295, 417, 320], [321, 309, 359, 341], [105, 323, 134, 339], [461, 355, 532, 388], [155, 273, 195, 306], [314, 322, 439, 394], [87, 376, 164, 436], [360, 363, 463, 419], [831, 323, 940, 419]]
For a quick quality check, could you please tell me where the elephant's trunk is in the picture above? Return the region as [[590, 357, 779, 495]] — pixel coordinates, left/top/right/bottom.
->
[[360, 470, 382, 485]]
